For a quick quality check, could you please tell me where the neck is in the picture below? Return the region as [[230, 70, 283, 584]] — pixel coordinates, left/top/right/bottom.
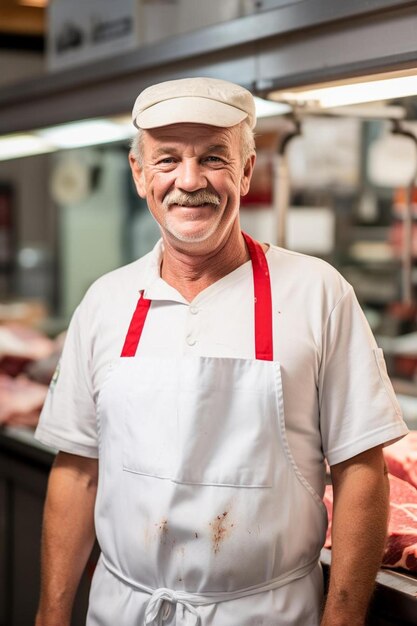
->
[[160, 226, 250, 302]]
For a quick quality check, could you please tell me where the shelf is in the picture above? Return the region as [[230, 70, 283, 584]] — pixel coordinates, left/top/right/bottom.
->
[[0, 426, 54, 469]]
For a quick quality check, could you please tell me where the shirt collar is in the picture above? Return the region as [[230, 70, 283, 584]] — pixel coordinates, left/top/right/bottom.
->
[[139, 239, 188, 304]]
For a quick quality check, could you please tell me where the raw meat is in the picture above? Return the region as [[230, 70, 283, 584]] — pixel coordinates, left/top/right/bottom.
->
[[323, 474, 417, 573], [0, 324, 55, 377], [384, 431, 417, 489], [25, 331, 66, 384], [384, 474, 417, 571], [0, 374, 48, 427]]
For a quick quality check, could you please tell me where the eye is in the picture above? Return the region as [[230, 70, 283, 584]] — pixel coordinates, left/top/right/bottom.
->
[[158, 157, 176, 165], [202, 156, 224, 164]]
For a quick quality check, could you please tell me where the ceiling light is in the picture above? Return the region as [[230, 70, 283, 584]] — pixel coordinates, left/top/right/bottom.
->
[[36, 118, 136, 149], [300, 104, 406, 120], [0, 117, 136, 161], [0, 134, 55, 161], [269, 72, 417, 109], [254, 96, 291, 119]]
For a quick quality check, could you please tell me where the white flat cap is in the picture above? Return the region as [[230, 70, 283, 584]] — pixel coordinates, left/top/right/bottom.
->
[[132, 77, 256, 130]]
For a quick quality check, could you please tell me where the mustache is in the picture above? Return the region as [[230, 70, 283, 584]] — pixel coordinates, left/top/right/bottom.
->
[[162, 190, 221, 208]]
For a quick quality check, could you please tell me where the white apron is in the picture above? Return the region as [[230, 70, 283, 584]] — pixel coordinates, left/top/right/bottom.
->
[[87, 233, 327, 626]]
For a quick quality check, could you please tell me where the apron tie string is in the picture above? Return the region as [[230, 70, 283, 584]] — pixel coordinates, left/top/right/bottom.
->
[[145, 587, 201, 625], [101, 553, 320, 625]]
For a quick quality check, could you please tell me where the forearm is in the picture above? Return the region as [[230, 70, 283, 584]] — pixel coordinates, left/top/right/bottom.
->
[[321, 447, 389, 626], [35, 452, 98, 626]]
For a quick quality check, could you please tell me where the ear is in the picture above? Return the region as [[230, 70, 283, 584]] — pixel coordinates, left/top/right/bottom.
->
[[240, 153, 256, 197], [129, 153, 147, 198]]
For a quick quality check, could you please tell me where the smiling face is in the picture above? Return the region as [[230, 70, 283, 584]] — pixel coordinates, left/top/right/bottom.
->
[[129, 122, 255, 253]]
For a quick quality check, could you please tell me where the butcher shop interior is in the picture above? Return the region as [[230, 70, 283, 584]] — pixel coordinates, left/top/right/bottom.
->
[[1, 1, 417, 625]]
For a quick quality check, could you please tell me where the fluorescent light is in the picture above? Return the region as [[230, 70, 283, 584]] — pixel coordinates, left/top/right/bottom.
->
[[254, 96, 291, 118], [37, 118, 136, 149], [0, 134, 55, 161], [296, 104, 406, 120], [0, 117, 137, 161], [269, 73, 417, 109]]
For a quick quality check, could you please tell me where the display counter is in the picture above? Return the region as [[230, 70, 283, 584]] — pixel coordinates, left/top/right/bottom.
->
[[0, 427, 92, 626], [321, 548, 417, 626]]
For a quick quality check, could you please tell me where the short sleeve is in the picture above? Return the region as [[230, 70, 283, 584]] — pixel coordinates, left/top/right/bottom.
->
[[319, 286, 408, 466], [35, 299, 98, 458]]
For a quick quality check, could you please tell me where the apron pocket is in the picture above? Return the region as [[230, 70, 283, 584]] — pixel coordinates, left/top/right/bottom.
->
[[122, 356, 278, 487], [173, 385, 276, 487]]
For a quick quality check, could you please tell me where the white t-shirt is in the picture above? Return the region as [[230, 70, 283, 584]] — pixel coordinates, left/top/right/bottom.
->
[[36, 239, 408, 496]]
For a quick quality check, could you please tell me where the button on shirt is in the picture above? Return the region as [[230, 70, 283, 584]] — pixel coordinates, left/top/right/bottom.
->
[[36, 239, 408, 495], [186, 306, 199, 347]]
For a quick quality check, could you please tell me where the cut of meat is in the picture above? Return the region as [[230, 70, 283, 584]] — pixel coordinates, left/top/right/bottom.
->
[[385, 474, 417, 571], [0, 374, 48, 427], [0, 324, 54, 360], [0, 324, 55, 377], [323, 474, 417, 573], [384, 431, 417, 490], [25, 331, 66, 385]]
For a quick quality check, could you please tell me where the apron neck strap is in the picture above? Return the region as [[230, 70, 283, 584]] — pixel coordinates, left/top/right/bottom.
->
[[242, 232, 273, 361], [121, 294, 151, 357], [121, 233, 273, 360]]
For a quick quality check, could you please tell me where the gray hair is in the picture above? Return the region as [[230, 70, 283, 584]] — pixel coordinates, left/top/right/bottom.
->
[[130, 121, 255, 167]]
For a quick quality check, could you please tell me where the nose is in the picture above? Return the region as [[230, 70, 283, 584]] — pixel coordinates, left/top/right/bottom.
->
[[175, 159, 207, 192]]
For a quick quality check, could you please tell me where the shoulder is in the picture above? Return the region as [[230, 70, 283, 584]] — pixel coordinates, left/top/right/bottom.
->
[[71, 247, 157, 331], [266, 244, 352, 312]]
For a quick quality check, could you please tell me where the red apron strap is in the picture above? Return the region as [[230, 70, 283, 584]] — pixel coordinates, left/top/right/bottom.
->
[[242, 232, 273, 361], [120, 293, 151, 357]]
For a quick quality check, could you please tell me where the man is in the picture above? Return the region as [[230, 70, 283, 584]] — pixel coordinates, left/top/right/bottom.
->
[[35, 77, 408, 626]]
